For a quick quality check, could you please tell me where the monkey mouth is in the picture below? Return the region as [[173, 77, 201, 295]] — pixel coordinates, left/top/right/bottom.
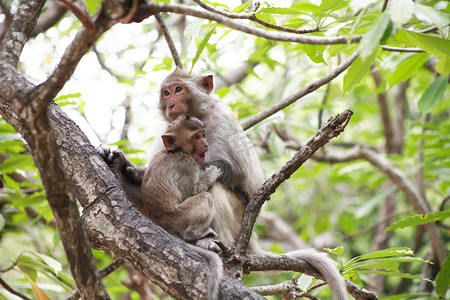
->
[[200, 152, 206, 158]]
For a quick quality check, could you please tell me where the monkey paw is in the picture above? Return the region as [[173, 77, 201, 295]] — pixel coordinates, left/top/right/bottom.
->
[[195, 237, 221, 253], [203, 165, 222, 182]]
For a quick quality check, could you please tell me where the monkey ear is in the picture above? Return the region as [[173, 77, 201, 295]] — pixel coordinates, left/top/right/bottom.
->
[[202, 75, 214, 94], [162, 134, 177, 151]]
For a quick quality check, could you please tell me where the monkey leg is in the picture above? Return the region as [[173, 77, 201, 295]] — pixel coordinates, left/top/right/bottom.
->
[[177, 192, 215, 242]]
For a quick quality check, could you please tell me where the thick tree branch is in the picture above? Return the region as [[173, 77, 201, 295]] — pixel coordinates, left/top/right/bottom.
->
[[242, 52, 359, 130], [2, 102, 110, 298], [233, 110, 353, 255], [0, 0, 45, 66], [43, 102, 265, 299]]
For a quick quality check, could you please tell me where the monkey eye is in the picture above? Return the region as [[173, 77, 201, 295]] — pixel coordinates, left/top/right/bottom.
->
[[194, 133, 200, 140], [163, 90, 170, 96], [175, 86, 182, 93]]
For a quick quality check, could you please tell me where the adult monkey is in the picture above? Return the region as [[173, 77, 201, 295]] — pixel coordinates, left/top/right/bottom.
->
[[99, 67, 264, 248], [99, 68, 348, 299]]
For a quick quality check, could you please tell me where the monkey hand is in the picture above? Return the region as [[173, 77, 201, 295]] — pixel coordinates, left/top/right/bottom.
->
[[196, 166, 222, 193], [203, 165, 222, 184], [194, 237, 222, 253], [96, 145, 143, 184]]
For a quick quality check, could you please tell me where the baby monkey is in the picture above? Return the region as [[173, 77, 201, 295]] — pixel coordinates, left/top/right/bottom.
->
[[142, 114, 222, 252]]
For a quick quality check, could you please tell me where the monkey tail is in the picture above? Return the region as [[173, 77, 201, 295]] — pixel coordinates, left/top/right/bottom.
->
[[188, 245, 223, 300], [287, 249, 347, 300]]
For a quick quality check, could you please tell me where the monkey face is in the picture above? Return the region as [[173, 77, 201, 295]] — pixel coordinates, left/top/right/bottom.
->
[[160, 82, 189, 121], [187, 129, 208, 165]]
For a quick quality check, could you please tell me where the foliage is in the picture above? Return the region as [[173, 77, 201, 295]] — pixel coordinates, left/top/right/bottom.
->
[[0, 0, 449, 299]]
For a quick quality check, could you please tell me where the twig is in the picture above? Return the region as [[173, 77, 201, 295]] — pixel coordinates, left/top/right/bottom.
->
[[193, 0, 318, 34], [0, 277, 30, 300], [233, 110, 353, 255], [381, 0, 389, 12], [381, 46, 424, 53], [145, 3, 363, 45], [118, 0, 138, 24], [59, 0, 94, 32], [66, 257, 126, 300], [242, 52, 359, 130], [154, 13, 183, 69]]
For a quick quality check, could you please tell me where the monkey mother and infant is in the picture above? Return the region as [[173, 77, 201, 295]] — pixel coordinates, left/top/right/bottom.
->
[[98, 68, 347, 299]]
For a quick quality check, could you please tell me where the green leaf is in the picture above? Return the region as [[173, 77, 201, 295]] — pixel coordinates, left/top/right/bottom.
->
[[17, 255, 38, 281], [358, 14, 390, 59], [357, 247, 414, 260], [0, 214, 4, 231], [304, 43, 325, 64], [388, 52, 428, 86], [436, 56, 450, 76], [357, 270, 423, 280], [32, 253, 63, 274], [255, 12, 277, 25], [354, 260, 399, 271], [343, 51, 376, 92], [403, 30, 450, 57], [326, 246, 345, 256], [386, 210, 450, 232], [297, 274, 313, 291], [0, 154, 35, 173], [233, 1, 252, 13], [418, 74, 449, 114], [190, 25, 217, 74], [435, 255, 449, 298], [85, 0, 101, 14], [320, 0, 348, 12], [415, 4, 450, 31], [387, 0, 414, 27]]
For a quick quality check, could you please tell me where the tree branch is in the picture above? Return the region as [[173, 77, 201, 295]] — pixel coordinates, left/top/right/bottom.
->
[[233, 110, 353, 255], [0, 0, 45, 66], [0, 0, 13, 43], [67, 258, 126, 300], [242, 51, 359, 130], [358, 146, 448, 265], [58, 0, 94, 32], [192, 0, 318, 34], [154, 13, 183, 69], [42, 102, 264, 299], [244, 254, 380, 300], [32, 0, 67, 36], [27, 4, 116, 119], [143, 2, 362, 45]]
